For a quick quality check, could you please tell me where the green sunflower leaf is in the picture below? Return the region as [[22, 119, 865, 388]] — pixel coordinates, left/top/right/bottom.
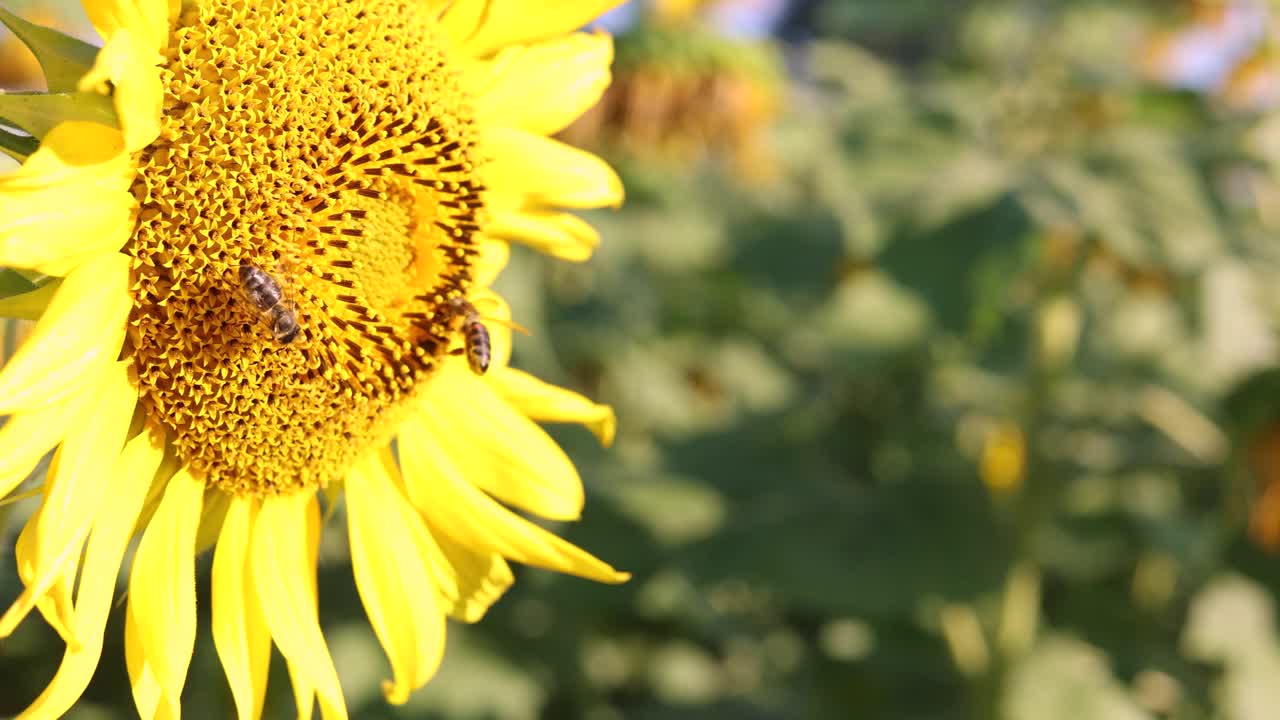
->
[[0, 8, 99, 93], [0, 91, 117, 142], [0, 269, 37, 298], [0, 126, 37, 161], [0, 277, 59, 320]]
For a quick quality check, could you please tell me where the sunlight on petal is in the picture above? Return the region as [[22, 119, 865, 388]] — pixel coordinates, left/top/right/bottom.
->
[[422, 367, 585, 520], [399, 414, 628, 583], [462, 1, 624, 58], [489, 367, 616, 445], [475, 33, 613, 136], [252, 491, 348, 720], [0, 252, 130, 414], [17, 430, 163, 720], [484, 127, 624, 209], [487, 209, 600, 262], [0, 360, 135, 640], [0, 125, 133, 274], [213, 496, 271, 720], [346, 453, 446, 704], [127, 467, 204, 719]]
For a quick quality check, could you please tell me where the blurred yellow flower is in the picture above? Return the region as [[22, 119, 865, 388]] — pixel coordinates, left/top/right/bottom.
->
[[981, 422, 1026, 494], [0, 1, 629, 717]]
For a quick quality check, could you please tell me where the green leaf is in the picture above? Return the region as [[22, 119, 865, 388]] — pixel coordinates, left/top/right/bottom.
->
[[0, 269, 37, 298], [0, 91, 117, 141], [0, 279, 59, 320], [0, 126, 37, 161], [0, 8, 99, 93]]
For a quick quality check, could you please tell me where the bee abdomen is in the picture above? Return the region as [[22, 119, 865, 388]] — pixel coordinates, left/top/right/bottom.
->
[[464, 320, 490, 374], [269, 304, 300, 344]]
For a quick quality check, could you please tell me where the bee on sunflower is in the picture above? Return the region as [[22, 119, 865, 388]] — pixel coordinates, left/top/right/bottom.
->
[[0, 1, 629, 718]]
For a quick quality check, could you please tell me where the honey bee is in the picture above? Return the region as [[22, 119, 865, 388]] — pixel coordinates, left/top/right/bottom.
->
[[238, 265, 300, 344], [444, 297, 493, 375]]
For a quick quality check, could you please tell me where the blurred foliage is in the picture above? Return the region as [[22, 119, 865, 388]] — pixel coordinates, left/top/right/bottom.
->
[[9, 0, 1280, 719]]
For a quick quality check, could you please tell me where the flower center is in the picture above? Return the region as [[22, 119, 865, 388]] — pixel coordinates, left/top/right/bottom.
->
[[126, 0, 483, 495]]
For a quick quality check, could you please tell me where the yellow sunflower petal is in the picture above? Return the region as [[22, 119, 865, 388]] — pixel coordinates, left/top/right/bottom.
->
[[457, 0, 625, 58], [0, 252, 130, 415], [125, 605, 162, 720], [346, 453, 447, 704], [0, 360, 135, 640], [81, 0, 170, 54], [195, 488, 230, 555], [11, 508, 75, 645], [373, 450, 463, 605], [472, 236, 510, 289], [251, 491, 348, 720], [489, 367, 616, 446], [398, 414, 628, 583], [127, 467, 204, 720], [486, 208, 600, 262], [213, 497, 271, 720], [287, 660, 317, 720], [0, 126, 132, 274], [0, 396, 79, 501], [18, 430, 162, 720], [483, 128, 623, 209], [437, 0, 487, 49], [475, 33, 613, 136], [431, 533, 514, 623], [78, 29, 163, 152], [420, 366, 585, 520]]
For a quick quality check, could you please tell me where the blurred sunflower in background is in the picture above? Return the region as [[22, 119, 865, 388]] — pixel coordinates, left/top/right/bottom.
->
[[561, 0, 786, 181], [0, 0, 629, 717]]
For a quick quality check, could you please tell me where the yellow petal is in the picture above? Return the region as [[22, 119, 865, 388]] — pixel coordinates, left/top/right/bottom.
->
[[195, 487, 230, 554], [421, 366, 584, 520], [437, 0, 487, 49], [475, 33, 613, 136], [486, 209, 600, 262], [125, 605, 162, 720], [212, 497, 271, 720], [251, 491, 348, 720], [398, 413, 628, 583], [0, 396, 80, 501], [483, 128, 623, 209], [0, 360, 136, 639], [489, 367, 616, 446], [346, 454, 447, 704], [11, 504, 75, 645], [287, 659, 316, 720], [18, 430, 162, 720], [82, 0, 170, 55], [374, 449, 463, 606], [431, 533, 514, 623], [127, 467, 204, 720], [0, 252, 130, 414], [78, 29, 163, 152], [0, 125, 133, 274], [472, 236, 510, 289], [460, 0, 625, 58]]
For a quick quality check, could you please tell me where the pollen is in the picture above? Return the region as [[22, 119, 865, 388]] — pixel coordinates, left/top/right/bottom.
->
[[126, 0, 483, 495]]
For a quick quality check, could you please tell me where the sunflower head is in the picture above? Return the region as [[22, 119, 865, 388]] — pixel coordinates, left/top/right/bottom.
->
[[0, 1, 628, 717], [129, 0, 491, 495]]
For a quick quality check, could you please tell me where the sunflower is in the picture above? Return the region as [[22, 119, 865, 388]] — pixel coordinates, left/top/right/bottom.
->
[[0, 0, 629, 717]]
